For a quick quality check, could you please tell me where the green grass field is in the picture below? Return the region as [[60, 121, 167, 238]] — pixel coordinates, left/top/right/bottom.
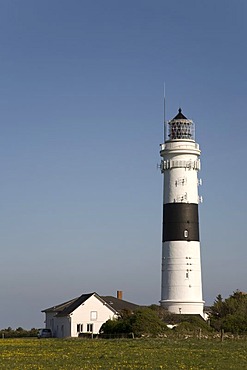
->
[[0, 337, 247, 369]]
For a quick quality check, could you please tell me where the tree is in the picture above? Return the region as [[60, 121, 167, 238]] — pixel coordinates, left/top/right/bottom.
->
[[0, 327, 38, 338], [210, 290, 247, 333]]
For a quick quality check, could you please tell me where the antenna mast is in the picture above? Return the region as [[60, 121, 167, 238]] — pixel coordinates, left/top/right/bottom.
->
[[163, 83, 166, 142]]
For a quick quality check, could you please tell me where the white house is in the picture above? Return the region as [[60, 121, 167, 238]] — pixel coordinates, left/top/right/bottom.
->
[[42, 291, 139, 338]]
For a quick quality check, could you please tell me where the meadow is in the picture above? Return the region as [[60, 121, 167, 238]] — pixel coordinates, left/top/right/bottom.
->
[[0, 337, 247, 369]]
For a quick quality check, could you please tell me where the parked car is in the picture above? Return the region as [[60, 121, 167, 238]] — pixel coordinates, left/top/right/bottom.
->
[[37, 328, 52, 338]]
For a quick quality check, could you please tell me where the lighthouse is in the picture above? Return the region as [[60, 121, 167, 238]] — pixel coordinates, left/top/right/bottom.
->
[[160, 108, 204, 316]]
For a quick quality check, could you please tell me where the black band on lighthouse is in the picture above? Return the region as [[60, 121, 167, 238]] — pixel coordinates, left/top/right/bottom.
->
[[162, 203, 199, 242]]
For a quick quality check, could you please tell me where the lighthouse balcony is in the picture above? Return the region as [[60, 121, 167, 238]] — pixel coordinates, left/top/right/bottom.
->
[[160, 141, 200, 151], [161, 159, 201, 171]]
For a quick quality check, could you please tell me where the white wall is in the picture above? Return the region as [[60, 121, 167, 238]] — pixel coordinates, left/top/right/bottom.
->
[[70, 294, 117, 337], [45, 312, 70, 338], [161, 140, 201, 205], [161, 240, 204, 315], [160, 139, 204, 316], [44, 294, 117, 338], [45, 312, 56, 335], [55, 316, 71, 338]]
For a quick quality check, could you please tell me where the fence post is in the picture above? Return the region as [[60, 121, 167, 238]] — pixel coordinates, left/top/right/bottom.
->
[[198, 328, 202, 340], [220, 329, 224, 342]]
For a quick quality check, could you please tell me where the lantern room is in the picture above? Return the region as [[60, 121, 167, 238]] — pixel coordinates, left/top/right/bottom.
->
[[166, 108, 195, 141]]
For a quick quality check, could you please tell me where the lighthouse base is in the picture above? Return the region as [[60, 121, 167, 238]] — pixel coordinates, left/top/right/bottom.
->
[[160, 299, 204, 317]]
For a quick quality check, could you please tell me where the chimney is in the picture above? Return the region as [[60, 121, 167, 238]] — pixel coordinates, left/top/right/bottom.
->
[[117, 290, 123, 300]]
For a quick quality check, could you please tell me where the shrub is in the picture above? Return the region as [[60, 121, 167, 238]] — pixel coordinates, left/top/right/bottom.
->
[[100, 308, 168, 337]]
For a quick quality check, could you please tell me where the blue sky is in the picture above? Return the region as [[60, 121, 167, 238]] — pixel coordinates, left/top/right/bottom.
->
[[0, 0, 246, 328]]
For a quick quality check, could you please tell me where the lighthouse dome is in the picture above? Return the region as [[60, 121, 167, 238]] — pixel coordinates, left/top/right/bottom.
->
[[172, 108, 187, 120]]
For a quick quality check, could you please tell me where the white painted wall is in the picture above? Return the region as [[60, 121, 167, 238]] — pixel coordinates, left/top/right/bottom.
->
[[45, 312, 56, 336], [161, 240, 204, 316], [55, 316, 71, 338], [70, 295, 117, 337], [44, 294, 117, 338], [161, 140, 200, 205], [160, 138, 204, 316]]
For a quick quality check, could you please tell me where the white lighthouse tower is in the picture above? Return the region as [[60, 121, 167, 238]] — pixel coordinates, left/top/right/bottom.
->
[[160, 108, 204, 316]]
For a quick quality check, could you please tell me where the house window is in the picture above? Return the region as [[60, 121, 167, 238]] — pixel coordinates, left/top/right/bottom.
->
[[87, 323, 93, 332], [90, 311, 97, 320], [77, 324, 83, 333]]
